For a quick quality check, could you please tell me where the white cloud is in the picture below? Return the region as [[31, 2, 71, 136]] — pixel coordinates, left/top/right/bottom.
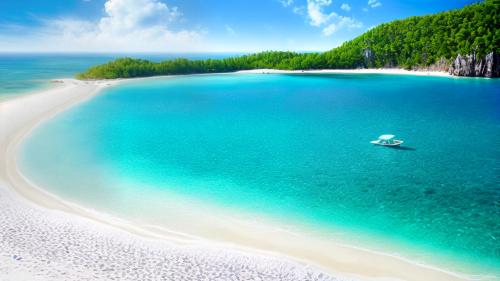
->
[[279, 0, 294, 7], [307, 0, 335, 27], [340, 3, 351, 11], [99, 0, 180, 33], [322, 24, 338, 36], [0, 0, 202, 52], [293, 6, 305, 15], [277, 0, 362, 36], [368, 0, 381, 8], [304, 0, 362, 36], [322, 16, 362, 36], [225, 25, 235, 35], [362, 7, 369, 12]]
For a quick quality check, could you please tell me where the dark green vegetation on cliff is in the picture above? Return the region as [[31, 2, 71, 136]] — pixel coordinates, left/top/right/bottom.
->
[[77, 0, 499, 79]]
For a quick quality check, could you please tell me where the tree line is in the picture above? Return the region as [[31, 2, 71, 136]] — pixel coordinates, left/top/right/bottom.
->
[[77, 0, 499, 79]]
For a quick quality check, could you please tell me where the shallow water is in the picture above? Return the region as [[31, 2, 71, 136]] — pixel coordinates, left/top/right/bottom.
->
[[0, 53, 240, 100], [20, 73, 500, 276]]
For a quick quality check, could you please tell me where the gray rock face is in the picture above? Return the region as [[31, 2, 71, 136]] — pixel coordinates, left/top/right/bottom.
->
[[484, 52, 500, 77], [363, 48, 374, 68], [449, 51, 499, 77]]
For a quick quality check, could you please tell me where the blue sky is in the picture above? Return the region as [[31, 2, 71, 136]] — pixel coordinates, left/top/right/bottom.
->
[[0, 0, 477, 52]]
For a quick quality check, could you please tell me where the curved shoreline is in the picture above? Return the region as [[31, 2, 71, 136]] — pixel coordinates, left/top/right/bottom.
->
[[0, 75, 483, 281]]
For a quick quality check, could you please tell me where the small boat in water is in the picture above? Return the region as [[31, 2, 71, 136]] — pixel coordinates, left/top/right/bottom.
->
[[370, 135, 404, 146]]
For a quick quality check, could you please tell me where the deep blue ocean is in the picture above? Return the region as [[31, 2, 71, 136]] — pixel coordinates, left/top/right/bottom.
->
[[8, 55, 500, 277]]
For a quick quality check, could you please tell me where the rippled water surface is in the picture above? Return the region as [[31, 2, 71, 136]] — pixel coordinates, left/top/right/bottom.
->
[[20, 73, 500, 275]]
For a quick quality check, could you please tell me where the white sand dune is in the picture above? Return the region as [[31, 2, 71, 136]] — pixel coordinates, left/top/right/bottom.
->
[[0, 74, 473, 281]]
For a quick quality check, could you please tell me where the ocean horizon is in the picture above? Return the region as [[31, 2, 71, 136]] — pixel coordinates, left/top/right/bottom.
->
[[0, 53, 245, 100]]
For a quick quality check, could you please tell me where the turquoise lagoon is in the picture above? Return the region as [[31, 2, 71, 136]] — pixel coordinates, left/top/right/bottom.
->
[[20, 73, 500, 276]]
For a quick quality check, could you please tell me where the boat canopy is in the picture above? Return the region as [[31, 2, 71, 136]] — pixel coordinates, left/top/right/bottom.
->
[[378, 134, 395, 140]]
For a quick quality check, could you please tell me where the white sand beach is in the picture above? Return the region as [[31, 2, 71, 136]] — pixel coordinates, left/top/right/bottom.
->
[[238, 68, 452, 77], [0, 73, 475, 281]]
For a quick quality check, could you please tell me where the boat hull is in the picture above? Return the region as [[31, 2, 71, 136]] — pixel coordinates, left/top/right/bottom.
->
[[370, 140, 404, 146]]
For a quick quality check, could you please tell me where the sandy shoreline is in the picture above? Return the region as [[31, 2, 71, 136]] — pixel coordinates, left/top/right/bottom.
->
[[237, 68, 452, 77], [0, 73, 480, 281]]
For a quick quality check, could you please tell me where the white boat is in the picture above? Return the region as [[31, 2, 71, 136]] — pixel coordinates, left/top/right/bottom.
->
[[370, 134, 404, 146]]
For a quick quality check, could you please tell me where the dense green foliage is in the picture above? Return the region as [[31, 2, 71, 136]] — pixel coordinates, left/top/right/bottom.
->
[[320, 0, 499, 69], [77, 52, 302, 79], [78, 0, 499, 79]]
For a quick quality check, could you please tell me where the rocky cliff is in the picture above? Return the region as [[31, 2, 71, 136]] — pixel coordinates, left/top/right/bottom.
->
[[449, 51, 500, 77]]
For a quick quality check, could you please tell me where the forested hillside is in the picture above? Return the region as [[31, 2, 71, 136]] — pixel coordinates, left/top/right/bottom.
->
[[317, 0, 499, 69], [77, 0, 499, 79]]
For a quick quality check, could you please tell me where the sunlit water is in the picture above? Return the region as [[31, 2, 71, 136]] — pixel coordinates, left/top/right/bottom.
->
[[19, 73, 500, 277]]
